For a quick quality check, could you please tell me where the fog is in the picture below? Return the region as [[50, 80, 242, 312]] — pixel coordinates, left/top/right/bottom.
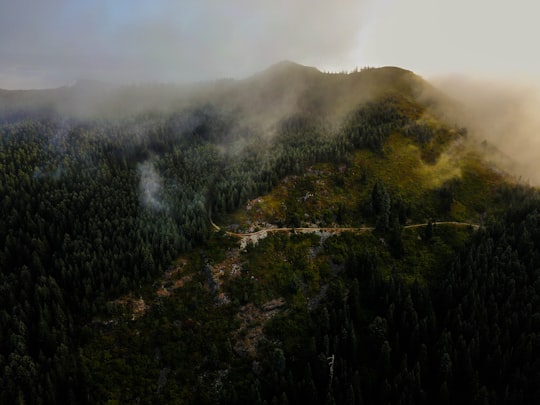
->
[[3, 0, 539, 90], [0, 0, 366, 89], [138, 160, 166, 211], [2, 0, 540, 184], [430, 75, 540, 185]]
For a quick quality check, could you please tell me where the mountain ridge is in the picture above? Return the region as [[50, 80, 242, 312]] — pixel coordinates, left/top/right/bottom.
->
[[1, 58, 535, 404]]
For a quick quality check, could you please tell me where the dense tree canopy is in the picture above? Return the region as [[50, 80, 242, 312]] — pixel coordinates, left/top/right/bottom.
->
[[1, 68, 539, 404]]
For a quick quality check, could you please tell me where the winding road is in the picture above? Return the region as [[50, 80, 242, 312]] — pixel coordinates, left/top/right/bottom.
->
[[211, 219, 479, 243]]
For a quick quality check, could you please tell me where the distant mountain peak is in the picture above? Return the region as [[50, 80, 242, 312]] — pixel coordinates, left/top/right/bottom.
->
[[252, 60, 321, 79], [268, 60, 316, 70]]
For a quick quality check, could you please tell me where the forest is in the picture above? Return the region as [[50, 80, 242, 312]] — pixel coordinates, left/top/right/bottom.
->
[[1, 64, 540, 404]]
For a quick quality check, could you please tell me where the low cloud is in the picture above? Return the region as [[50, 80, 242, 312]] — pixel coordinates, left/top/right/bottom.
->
[[137, 160, 165, 211], [0, 0, 366, 88], [431, 74, 540, 184]]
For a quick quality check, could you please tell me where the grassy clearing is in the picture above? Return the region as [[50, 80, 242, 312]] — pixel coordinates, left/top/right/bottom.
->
[[357, 134, 426, 203], [416, 145, 462, 189], [212, 126, 510, 298], [219, 130, 509, 233], [452, 152, 508, 216]]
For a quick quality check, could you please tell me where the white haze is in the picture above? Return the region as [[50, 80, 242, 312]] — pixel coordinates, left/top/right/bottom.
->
[[0, 0, 366, 89], [2, 0, 540, 185], [431, 75, 540, 185], [137, 160, 165, 211]]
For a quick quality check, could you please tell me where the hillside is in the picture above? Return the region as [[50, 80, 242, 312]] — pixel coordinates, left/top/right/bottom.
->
[[2, 62, 540, 404]]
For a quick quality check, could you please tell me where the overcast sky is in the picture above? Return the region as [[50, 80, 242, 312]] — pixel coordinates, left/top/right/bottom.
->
[[0, 0, 538, 89]]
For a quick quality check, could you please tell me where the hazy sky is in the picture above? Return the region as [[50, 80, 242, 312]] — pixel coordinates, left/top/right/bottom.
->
[[0, 0, 538, 89]]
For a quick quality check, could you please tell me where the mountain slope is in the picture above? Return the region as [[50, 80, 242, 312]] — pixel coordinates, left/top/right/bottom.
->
[[79, 66, 522, 403], [1, 62, 536, 404]]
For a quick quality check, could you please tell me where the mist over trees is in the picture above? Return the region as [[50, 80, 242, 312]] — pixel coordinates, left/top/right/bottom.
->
[[1, 63, 540, 404], [0, 65, 419, 402]]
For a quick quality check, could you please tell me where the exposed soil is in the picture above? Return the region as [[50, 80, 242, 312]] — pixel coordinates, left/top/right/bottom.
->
[[234, 298, 287, 357]]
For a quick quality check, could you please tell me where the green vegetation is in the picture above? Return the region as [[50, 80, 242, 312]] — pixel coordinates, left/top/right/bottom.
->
[[1, 62, 538, 404]]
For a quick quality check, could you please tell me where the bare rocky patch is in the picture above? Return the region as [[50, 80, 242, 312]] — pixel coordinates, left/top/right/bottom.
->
[[234, 298, 286, 357]]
